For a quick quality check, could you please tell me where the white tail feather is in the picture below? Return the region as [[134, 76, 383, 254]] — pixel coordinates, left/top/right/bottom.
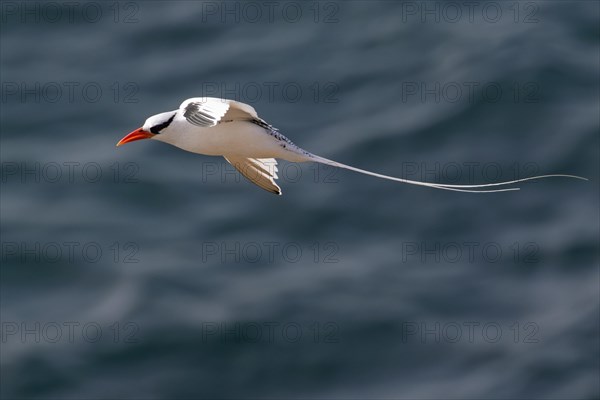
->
[[308, 154, 587, 193]]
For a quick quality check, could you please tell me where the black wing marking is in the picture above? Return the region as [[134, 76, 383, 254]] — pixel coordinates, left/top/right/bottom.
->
[[250, 118, 311, 156]]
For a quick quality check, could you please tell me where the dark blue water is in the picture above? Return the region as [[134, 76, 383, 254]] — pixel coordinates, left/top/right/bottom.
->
[[1, 1, 598, 399]]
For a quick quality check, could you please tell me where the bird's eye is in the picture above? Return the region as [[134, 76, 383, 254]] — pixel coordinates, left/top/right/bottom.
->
[[150, 114, 176, 135]]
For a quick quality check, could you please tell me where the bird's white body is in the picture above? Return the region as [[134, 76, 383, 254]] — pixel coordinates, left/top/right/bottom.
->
[[117, 97, 585, 195], [156, 118, 308, 162]]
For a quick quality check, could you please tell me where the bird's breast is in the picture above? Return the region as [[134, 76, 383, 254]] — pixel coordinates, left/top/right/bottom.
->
[[156, 121, 296, 159]]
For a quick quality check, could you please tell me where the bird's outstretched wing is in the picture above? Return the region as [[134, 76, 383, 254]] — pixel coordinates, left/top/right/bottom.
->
[[181, 98, 259, 127], [224, 156, 281, 195], [182, 98, 230, 127]]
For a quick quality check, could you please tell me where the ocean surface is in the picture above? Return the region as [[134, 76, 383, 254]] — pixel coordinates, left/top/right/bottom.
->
[[1, 1, 598, 399]]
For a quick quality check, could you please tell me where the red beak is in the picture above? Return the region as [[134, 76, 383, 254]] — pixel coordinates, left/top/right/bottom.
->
[[116, 128, 153, 147]]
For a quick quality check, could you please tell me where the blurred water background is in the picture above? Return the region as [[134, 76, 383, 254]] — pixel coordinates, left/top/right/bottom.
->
[[1, 1, 599, 399]]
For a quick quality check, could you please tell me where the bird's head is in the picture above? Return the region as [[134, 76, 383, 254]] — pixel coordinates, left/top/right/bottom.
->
[[116, 110, 178, 146]]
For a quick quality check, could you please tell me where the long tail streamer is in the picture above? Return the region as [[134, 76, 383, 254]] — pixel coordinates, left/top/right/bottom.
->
[[309, 155, 587, 193]]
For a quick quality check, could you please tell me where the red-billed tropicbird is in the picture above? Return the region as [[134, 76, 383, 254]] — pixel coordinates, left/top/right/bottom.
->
[[116, 97, 585, 195]]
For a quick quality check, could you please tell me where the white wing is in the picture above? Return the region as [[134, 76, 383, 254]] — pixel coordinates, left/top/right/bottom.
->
[[181, 98, 230, 127], [224, 156, 281, 195], [180, 97, 260, 127]]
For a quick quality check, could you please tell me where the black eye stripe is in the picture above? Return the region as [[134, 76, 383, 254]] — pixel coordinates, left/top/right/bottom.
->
[[150, 114, 176, 134]]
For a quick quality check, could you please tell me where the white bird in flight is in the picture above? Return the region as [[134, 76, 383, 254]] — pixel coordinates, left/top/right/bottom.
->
[[116, 97, 585, 195]]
